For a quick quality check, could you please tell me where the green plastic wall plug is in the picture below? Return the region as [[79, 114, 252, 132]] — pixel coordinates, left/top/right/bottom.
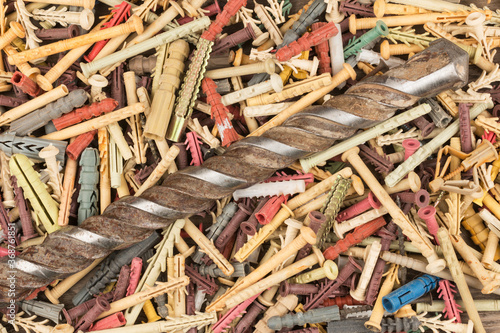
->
[[344, 20, 389, 59]]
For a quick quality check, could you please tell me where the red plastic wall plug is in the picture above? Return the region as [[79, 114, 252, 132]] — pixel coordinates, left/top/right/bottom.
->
[[483, 130, 496, 144], [255, 194, 288, 225], [66, 130, 98, 160], [364, 222, 398, 305], [458, 103, 473, 154], [111, 265, 130, 302], [280, 281, 319, 297], [200, 0, 248, 42], [295, 211, 327, 261], [89, 312, 126, 331], [437, 279, 462, 323], [411, 116, 434, 138], [359, 145, 394, 173], [340, 0, 376, 17], [126, 257, 143, 296], [74, 296, 110, 332], [211, 24, 254, 55], [11, 71, 42, 97], [395, 190, 430, 208], [240, 197, 270, 235], [0, 193, 17, 246], [53, 98, 118, 130], [322, 295, 363, 308], [311, 22, 332, 75], [184, 264, 219, 296], [12, 176, 38, 242], [276, 22, 338, 62], [323, 216, 386, 260], [84, 1, 131, 62], [304, 257, 362, 310], [63, 293, 114, 325], [35, 25, 80, 40], [0, 247, 18, 257], [402, 138, 420, 161], [201, 77, 240, 147], [215, 202, 252, 250], [212, 293, 261, 333], [418, 206, 439, 245], [185, 131, 204, 166], [234, 299, 266, 333], [0, 95, 26, 108], [336, 192, 381, 222], [265, 171, 314, 184]]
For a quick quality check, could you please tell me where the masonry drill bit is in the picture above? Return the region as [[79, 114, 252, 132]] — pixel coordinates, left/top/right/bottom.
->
[[0, 39, 469, 306]]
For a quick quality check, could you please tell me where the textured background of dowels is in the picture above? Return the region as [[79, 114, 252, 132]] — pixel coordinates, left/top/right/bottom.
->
[[56, 1, 500, 332], [5, 0, 500, 332], [419, 2, 500, 333]]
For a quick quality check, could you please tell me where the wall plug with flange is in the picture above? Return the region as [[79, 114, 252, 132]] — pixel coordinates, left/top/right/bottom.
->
[[416, 312, 473, 333], [3, 312, 54, 333], [14, 0, 46, 64], [386, 26, 436, 47], [465, 11, 495, 61], [447, 89, 492, 104], [250, 47, 274, 61], [131, 0, 158, 20], [376, 128, 419, 147], [265, 0, 285, 24], [469, 3, 500, 26], [469, 65, 500, 91], [235, 7, 268, 46], [186, 117, 221, 150], [475, 163, 494, 191], [411, 207, 435, 244]]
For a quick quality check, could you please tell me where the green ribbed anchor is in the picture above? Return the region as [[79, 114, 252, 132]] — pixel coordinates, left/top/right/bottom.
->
[[344, 20, 389, 59]]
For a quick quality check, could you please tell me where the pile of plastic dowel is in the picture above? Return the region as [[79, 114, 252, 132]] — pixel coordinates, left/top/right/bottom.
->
[[1, 0, 500, 332]]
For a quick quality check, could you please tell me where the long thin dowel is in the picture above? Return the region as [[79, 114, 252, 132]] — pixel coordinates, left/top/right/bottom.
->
[[437, 227, 486, 333], [299, 104, 431, 172]]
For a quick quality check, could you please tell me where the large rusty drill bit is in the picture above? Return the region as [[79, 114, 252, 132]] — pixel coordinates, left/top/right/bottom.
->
[[0, 39, 468, 306]]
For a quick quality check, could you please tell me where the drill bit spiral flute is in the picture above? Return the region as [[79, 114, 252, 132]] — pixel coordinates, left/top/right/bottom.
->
[[0, 5, 469, 307]]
